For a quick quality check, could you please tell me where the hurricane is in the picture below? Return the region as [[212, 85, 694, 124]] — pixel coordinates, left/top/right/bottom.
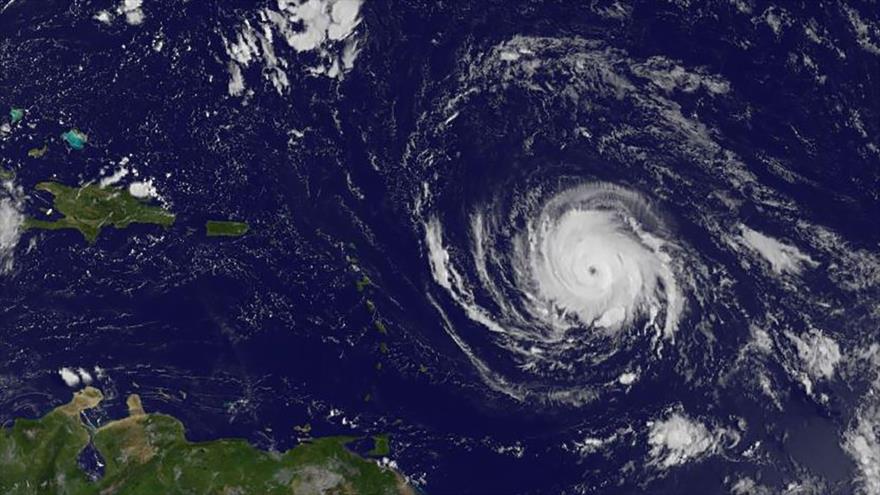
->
[[399, 20, 868, 421], [3, 1, 880, 493], [425, 178, 699, 404], [403, 35, 748, 407], [514, 183, 683, 337]]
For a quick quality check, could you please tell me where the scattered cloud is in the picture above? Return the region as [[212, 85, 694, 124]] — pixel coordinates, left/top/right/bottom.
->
[[58, 367, 98, 388], [223, 0, 365, 96], [739, 225, 816, 275], [647, 412, 729, 469], [94, 0, 146, 26]]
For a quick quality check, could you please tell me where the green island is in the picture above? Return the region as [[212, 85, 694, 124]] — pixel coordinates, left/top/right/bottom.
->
[[10, 107, 24, 124], [27, 144, 48, 158], [356, 275, 373, 292], [0, 387, 414, 495], [23, 182, 175, 243], [206, 220, 250, 237], [369, 435, 391, 457]]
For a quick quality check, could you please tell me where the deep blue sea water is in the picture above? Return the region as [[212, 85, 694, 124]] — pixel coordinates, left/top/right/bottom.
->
[[1, 1, 879, 494]]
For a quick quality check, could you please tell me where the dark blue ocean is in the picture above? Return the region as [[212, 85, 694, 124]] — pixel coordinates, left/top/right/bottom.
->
[[1, 1, 879, 493]]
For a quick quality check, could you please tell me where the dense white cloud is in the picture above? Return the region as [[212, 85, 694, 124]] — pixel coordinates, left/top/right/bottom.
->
[[647, 412, 725, 469], [788, 329, 842, 381], [843, 344, 880, 495], [94, 0, 146, 26], [739, 225, 816, 275], [58, 368, 81, 387], [0, 180, 24, 274]]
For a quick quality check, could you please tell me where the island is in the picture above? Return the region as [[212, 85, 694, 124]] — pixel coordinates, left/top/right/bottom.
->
[[61, 128, 88, 150], [369, 434, 391, 457], [27, 144, 48, 158], [0, 387, 414, 495], [206, 220, 249, 237], [24, 182, 175, 243], [9, 107, 24, 124]]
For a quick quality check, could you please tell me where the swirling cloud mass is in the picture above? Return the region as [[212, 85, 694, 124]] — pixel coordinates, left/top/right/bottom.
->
[[426, 182, 694, 406]]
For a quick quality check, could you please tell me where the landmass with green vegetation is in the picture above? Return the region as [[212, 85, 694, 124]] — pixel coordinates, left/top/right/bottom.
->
[[369, 435, 391, 457], [23, 182, 175, 243], [356, 274, 373, 292], [205, 220, 249, 237], [27, 144, 48, 158], [0, 387, 414, 495]]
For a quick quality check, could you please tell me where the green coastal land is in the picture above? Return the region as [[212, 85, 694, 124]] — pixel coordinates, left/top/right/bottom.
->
[[206, 220, 250, 237], [23, 182, 175, 243], [0, 388, 414, 495]]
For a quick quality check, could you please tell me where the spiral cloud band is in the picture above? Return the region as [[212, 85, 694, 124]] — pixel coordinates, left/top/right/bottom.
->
[[425, 182, 689, 405]]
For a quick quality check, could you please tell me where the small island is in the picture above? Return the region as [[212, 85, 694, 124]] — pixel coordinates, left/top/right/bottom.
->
[[61, 128, 88, 150], [206, 220, 249, 237], [9, 107, 24, 124], [27, 144, 48, 158], [0, 387, 414, 494], [24, 182, 175, 243]]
